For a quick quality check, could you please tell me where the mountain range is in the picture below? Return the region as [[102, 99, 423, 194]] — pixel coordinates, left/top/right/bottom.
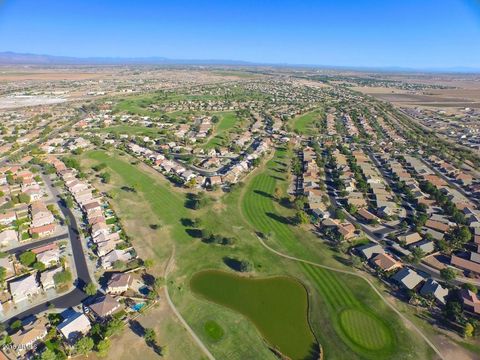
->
[[0, 51, 479, 74]]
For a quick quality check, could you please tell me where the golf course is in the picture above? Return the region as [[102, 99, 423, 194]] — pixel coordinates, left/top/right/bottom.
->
[[81, 148, 435, 360], [290, 108, 324, 134]]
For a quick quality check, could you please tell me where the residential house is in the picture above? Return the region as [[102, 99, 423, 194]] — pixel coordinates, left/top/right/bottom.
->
[[10, 319, 48, 355], [451, 255, 480, 275], [35, 248, 60, 266], [30, 223, 56, 238], [409, 240, 435, 254], [392, 268, 424, 290], [357, 208, 379, 223], [397, 232, 422, 246], [420, 279, 448, 305], [460, 289, 480, 315], [40, 267, 63, 290], [88, 294, 122, 319], [0, 212, 16, 226], [358, 243, 384, 260], [30, 201, 55, 228], [370, 253, 402, 272], [101, 249, 132, 269], [9, 274, 42, 303], [106, 273, 133, 294], [0, 229, 17, 247], [57, 312, 91, 343]]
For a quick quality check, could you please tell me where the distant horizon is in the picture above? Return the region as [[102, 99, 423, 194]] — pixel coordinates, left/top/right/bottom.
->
[[1, 1, 479, 69], [1, 50, 480, 74]]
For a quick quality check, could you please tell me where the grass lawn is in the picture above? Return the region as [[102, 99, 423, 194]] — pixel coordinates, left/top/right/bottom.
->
[[191, 270, 317, 359], [290, 109, 324, 134], [203, 111, 240, 149], [203, 320, 225, 342]]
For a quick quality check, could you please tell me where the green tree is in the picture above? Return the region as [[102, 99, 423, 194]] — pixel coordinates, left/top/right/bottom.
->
[[53, 270, 72, 285], [96, 338, 111, 357], [33, 262, 46, 271], [41, 348, 57, 360], [143, 259, 154, 269], [10, 319, 22, 332], [464, 323, 475, 338], [84, 282, 97, 296], [19, 251, 36, 267], [409, 247, 424, 264], [296, 210, 310, 225], [462, 282, 478, 294], [440, 267, 457, 284], [104, 318, 124, 337], [0, 267, 6, 284], [75, 336, 94, 355], [144, 328, 156, 345]]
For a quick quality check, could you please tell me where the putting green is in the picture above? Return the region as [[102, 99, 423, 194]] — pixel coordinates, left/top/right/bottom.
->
[[203, 320, 225, 342], [339, 309, 392, 351], [190, 270, 318, 360]]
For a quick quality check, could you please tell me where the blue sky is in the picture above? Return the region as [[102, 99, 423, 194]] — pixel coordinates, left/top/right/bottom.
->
[[0, 0, 479, 68]]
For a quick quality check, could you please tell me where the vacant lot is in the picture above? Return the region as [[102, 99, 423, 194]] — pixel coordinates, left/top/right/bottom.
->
[[191, 270, 317, 359]]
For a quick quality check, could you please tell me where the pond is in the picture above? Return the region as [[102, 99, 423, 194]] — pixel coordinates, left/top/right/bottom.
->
[[190, 270, 318, 360]]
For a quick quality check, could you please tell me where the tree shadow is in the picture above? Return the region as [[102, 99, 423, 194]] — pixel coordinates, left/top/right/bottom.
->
[[129, 320, 145, 338], [185, 228, 203, 238], [270, 175, 285, 181], [279, 197, 293, 209], [333, 255, 351, 266], [266, 212, 292, 225], [141, 273, 155, 286], [184, 193, 197, 209], [180, 218, 194, 227], [302, 342, 321, 360], [223, 257, 244, 272], [254, 190, 275, 200]]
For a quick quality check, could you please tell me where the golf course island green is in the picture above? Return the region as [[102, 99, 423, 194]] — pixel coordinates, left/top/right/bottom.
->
[[190, 269, 319, 360]]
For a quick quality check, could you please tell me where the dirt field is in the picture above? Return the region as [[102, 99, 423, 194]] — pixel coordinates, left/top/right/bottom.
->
[[83, 300, 204, 360], [0, 70, 110, 81]]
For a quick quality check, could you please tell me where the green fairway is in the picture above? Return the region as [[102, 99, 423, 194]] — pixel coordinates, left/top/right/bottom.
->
[[203, 111, 240, 149], [190, 270, 318, 360], [290, 109, 324, 134], [203, 320, 225, 342]]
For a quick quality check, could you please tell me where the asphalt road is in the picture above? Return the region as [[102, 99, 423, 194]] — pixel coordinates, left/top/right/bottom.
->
[[7, 233, 69, 255]]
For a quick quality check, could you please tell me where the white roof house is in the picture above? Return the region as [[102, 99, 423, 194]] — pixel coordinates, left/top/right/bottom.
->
[[40, 267, 63, 290], [392, 268, 424, 290], [9, 274, 42, 302], [101, 249, 132, 269], [0, 229, 18, 246], [36, 249, 60, 266], [57, 312, 91, 343]]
